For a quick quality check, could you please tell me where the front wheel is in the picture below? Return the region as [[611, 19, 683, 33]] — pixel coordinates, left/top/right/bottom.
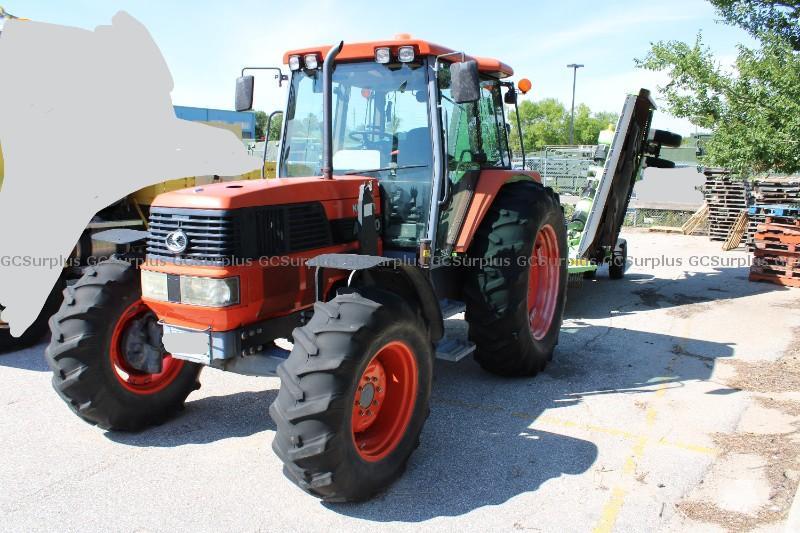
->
[[45, 259, 201, 431], [270, 288, 433, 502]]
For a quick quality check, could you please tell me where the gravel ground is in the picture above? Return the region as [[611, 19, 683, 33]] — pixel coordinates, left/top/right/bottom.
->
[[1, 231, 799, 532]]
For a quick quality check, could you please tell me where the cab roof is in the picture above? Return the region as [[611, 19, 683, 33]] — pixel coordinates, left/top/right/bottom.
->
[[283, 35, 513, 79]]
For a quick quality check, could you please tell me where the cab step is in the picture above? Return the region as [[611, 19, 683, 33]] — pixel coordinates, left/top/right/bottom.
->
[[439, 298, 466, 319], [435, 335, 475, 362]]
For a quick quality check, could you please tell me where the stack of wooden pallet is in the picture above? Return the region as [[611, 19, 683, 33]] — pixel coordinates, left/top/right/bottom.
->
[[746, 177, 800, 249], [749, 206, 800, 288], [703, 171, 751, 241]]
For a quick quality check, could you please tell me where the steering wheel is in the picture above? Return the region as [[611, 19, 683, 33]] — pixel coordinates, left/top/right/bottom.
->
[[348, 126, 394, 144]]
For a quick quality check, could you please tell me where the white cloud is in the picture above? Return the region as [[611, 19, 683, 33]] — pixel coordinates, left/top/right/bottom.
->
[[526, 7, 700, 57]]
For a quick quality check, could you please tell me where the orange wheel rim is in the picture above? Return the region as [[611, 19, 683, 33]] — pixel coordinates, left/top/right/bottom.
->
[[351, 341, 418, 462], [109, 300, 184, 395], [527, 224, 561, 340]]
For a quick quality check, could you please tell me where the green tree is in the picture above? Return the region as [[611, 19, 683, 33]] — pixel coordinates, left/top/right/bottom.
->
[[637, 33, 800, 174], [507, 99, 619, 154], [508, 99, 567, 152], [254, 111, 284, 140], [572, 105, 619, 145], [710, 0, 800, 50]]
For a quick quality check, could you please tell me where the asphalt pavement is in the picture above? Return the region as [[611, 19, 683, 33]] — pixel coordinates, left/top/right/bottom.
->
[[1, 231, 799, 532]]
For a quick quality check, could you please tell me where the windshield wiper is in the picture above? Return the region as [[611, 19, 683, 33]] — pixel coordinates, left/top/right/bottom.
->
[[344, 164, 427, 175]]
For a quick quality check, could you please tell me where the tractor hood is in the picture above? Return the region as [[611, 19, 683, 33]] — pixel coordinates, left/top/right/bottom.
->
[[151, 176, 375, 210]]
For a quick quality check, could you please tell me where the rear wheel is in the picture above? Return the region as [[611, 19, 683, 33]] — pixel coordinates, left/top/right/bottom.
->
[[464, 181, 568, 376], [45, 259, 201, 431], [609, 239, 627, 280], [270, 288, 433, 502]]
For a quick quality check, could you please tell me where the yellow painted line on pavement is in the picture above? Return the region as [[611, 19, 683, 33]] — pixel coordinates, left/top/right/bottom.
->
[[591, 378, 671, 532], [658, 437, 716, 456], [593, 487, 628, 533], [434, 397, 717, 457]]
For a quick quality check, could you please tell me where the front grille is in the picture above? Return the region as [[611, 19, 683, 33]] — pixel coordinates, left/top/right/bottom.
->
[[148, 209, 238, 262], [147, 203, 356, 265], [287, 203, 331, 250], [256, 206, 288, 256]]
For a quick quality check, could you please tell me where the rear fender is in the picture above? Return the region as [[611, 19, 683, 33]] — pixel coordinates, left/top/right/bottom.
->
[[452, 170, 540, 253]]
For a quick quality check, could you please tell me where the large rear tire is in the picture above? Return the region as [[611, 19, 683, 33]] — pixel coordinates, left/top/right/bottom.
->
[[45, 259, 201, 431], [0, 276, 65, 353], [270, 288, 433, 502], [464, 181, 568, 377]]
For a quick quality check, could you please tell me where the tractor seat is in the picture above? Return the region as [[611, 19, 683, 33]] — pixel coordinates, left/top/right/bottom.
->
[[396, 127, 433, 170]]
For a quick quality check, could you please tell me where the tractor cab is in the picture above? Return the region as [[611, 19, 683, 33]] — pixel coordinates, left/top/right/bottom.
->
[[239, 37, 522, 253]]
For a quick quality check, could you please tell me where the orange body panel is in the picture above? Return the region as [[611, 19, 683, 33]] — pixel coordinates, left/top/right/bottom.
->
[[152, 175, 377, 210], [453, 170, 542, 253], [144, 175, 381, 332], [284, 38, 513, 78], [142, 243, 356, 332]]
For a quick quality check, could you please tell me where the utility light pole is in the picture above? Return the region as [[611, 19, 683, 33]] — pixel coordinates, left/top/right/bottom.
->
[[567, 63, 584, 145]]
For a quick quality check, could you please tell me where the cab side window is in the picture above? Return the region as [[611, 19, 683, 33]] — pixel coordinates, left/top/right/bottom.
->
[[438, 63, 510, 174]]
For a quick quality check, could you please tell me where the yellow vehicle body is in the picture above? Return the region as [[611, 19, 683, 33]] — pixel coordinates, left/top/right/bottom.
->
[[0, 120, 276, 204], [129, 161, 275, 206]]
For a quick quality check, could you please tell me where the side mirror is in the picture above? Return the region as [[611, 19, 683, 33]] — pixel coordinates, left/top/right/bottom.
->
[[504, 89, 517, 105], [235, 75, 255, 112], [450, 60, 480, 104]]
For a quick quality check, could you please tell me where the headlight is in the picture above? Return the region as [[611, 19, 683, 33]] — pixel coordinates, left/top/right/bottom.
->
[[180, 276, 239, 307], [303, 54, 319, 70], [397, 46, 415, 63], [141, 270, 168, 302], [288, 55, 301, 71], [141, 271, 239, 308], [375, 47, 391, 64]]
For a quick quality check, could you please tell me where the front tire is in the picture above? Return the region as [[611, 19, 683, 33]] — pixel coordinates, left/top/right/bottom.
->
[[270, 288, 433, 502], [464, 181, 568, 376], [45, 259, 201, 431]]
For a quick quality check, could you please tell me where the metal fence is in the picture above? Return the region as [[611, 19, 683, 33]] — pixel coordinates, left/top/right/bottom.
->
[[562, 204, 702, 231], [623, 208, 700, 230], [514, 145, 607, 195]]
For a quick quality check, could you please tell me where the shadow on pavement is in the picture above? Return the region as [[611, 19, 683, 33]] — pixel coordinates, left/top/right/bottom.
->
[[566, 266, 785, 320], [325, 320, 734, 521], [0, 341, 48, 371], [106, 389, 278, 447]]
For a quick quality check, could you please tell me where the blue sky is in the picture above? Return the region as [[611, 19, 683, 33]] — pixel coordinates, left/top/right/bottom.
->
[[5, 0, 754, 135]]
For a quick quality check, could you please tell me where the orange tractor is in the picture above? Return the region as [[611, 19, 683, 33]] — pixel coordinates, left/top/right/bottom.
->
[[46, 37, 665, 501]]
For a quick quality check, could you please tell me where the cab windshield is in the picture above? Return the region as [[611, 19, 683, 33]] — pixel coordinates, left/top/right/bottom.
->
[[280, 61, 433, 247]]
